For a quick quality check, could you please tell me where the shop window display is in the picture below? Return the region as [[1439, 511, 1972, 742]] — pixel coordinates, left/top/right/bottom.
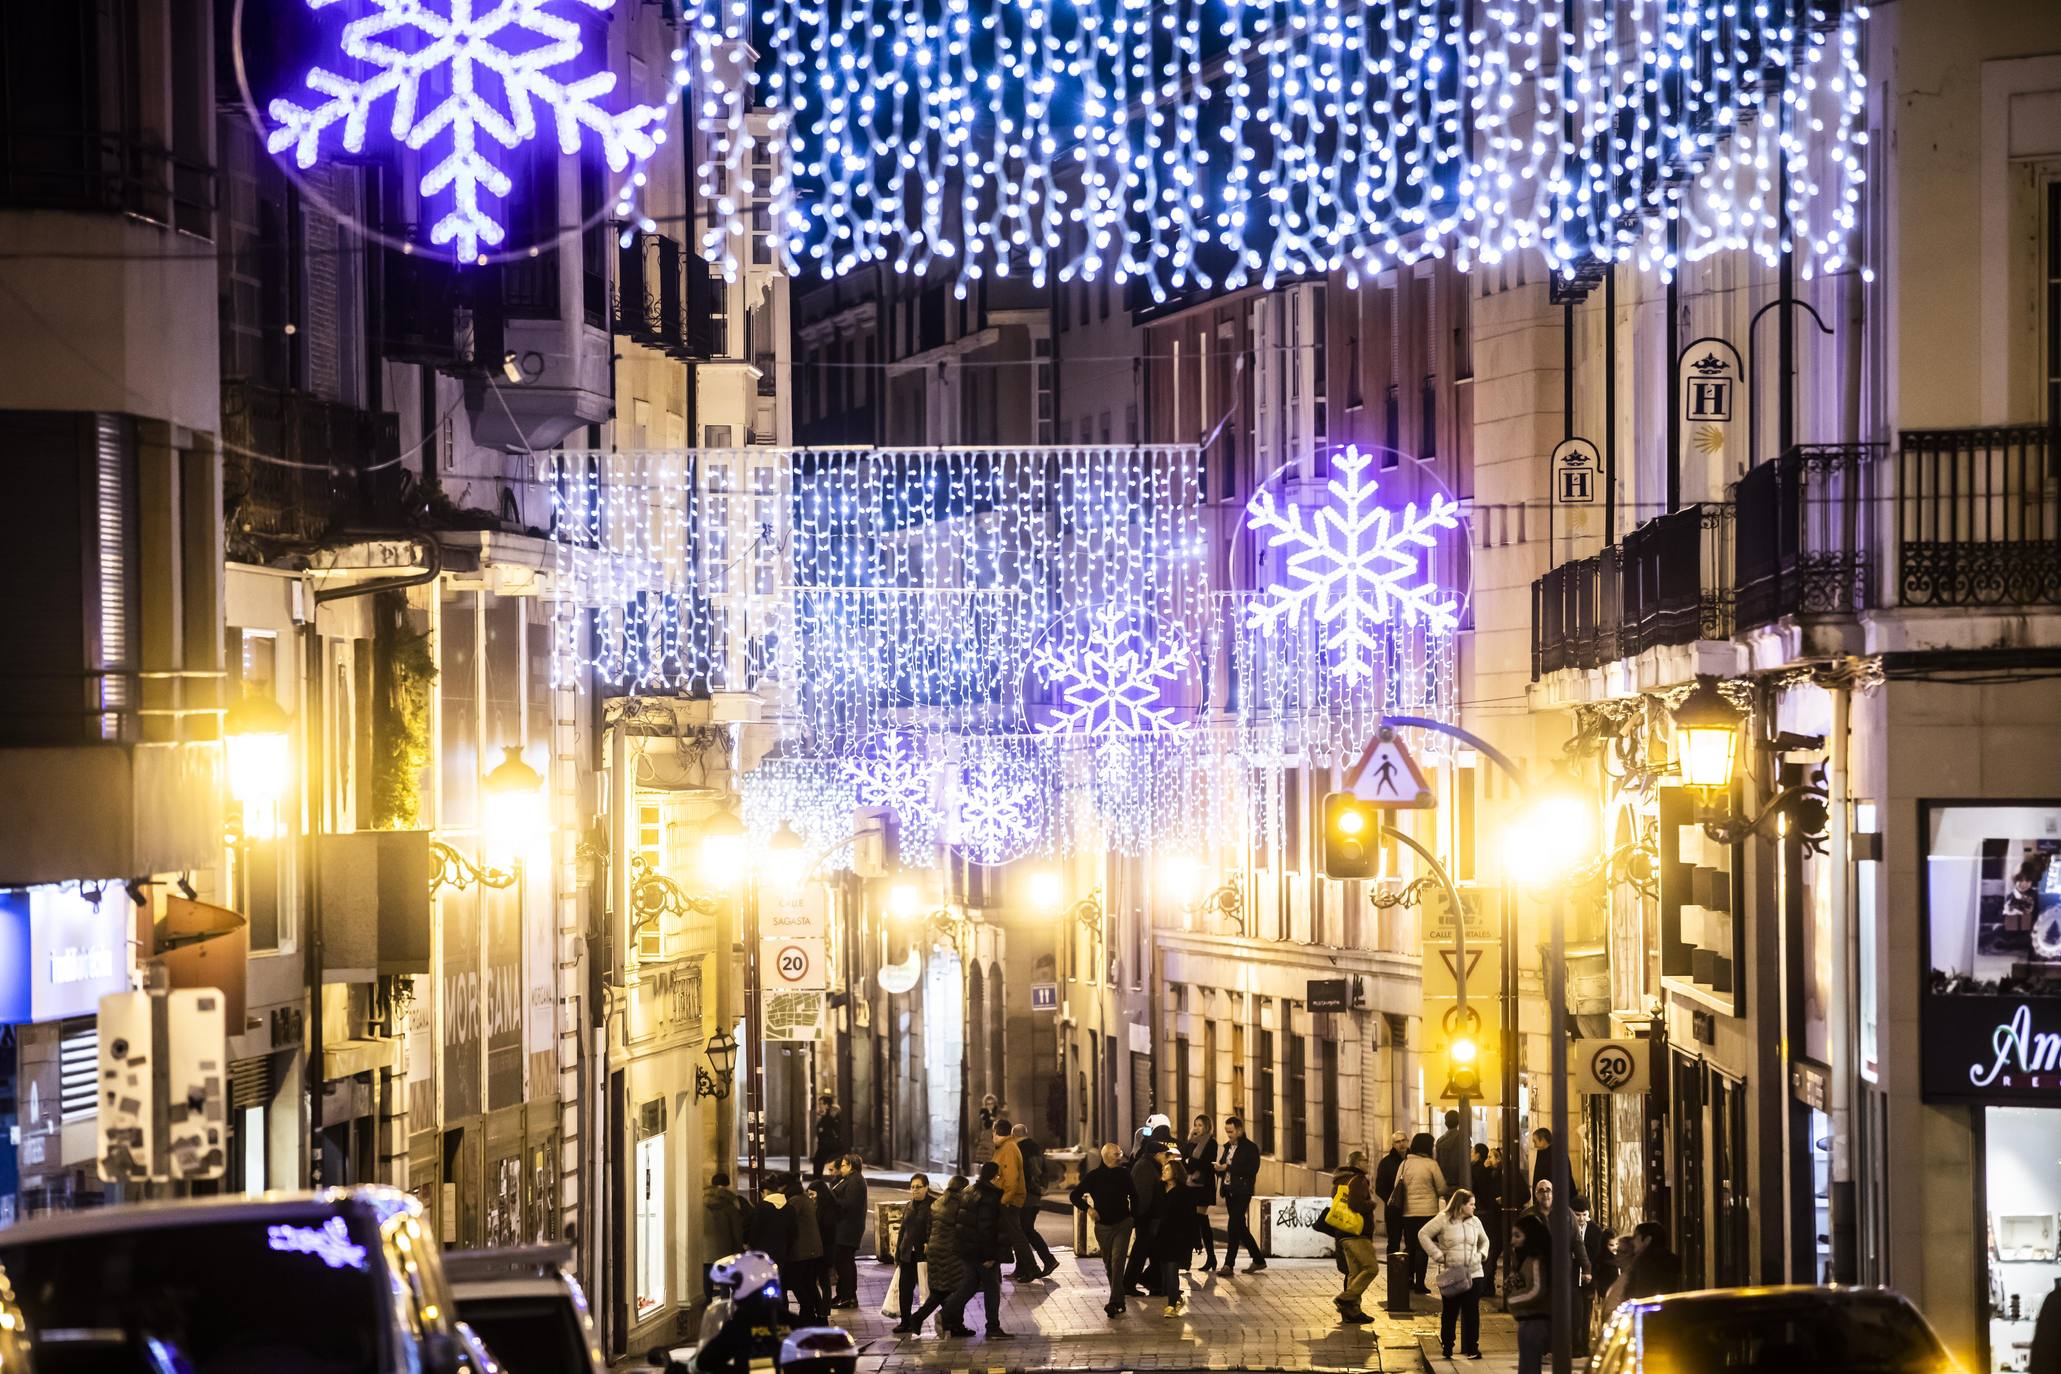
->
[[1986, 1106, 2061, 1372]]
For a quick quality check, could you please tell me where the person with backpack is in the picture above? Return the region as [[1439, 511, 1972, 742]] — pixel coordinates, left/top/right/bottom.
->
[[1318, 1162, 1379, 1324]]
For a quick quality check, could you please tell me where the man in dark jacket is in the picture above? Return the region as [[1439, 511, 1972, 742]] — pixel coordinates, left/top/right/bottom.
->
[[892, 1174, 933, 1322], [812, 1095, 846, 1178], [1121, 1126, 1174, 1296], [828, 1154, 868, 1308], [703, 1172, 753, 1297], [1070, 1142, 1138, 1316], [1216, 1115, 1265, 1273], [939, 1162, 1014, 1340], [900, 1177, 971, 1337], [1571, 1195, 1614, 1356], [746, 1178, 801, 1318], [1374, 1131, 1408, 1252]]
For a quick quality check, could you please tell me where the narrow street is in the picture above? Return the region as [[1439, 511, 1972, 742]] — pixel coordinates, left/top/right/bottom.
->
[[835, 1250, 1514, 1374]]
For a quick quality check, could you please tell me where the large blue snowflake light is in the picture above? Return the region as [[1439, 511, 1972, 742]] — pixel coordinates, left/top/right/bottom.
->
[[949, 752, 1041, 867], [1246, 445, 1461, 683], [1030, 608, 1192, 736], [268, 0, 665, 260]]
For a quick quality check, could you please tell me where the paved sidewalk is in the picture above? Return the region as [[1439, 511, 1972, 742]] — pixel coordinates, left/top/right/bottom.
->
[[839, 1249, 1523, 1374]]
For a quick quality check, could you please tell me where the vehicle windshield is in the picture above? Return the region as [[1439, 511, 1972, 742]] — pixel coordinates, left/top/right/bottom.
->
[[454, 1296, 587, 1374], [1641, 1295, 1945, 1374], [1, 1213, 390, 1374]]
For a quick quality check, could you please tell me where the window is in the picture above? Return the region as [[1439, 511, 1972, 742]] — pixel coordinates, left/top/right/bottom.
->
[[751, 205, 772, 265], [1319, 1037, 1340, 1167], [1420, 374, 1438, 459], [1035, 337, 1054, 443], [1383, 385, 1401, 466], [1174, 1034, 1191, 1130], [1254, 1018, 1276, 1155], [1285, 1030, 1307, 1164], [1203, 1021, 1218, 1121], [634, 1100, 668, 1318], [1346, 334, 1364, 409], [1230, 1020, 1246, 1143], [2048, 180, 2060, 425]]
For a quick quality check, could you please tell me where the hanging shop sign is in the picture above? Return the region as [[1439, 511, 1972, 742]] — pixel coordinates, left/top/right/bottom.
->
[[1923, 997, 2061, 1103], [1676, 338, 1744, 480], [0, 886, 134, 1024], [1552, 438, 1601, 506]]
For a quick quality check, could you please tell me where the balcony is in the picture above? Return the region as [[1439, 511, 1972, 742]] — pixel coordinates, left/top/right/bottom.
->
[[1531, 505, 1730, 680], [1894, 425, 2061, 607], [1622, 503, 1732, 654], [0, 129, 213, 238], [614, 231, 690, 354], [1733, 444, 1877, 630], [222, 382, 404, 552]]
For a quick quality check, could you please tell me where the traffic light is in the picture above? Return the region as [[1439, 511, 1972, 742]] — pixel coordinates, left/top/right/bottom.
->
[[1444, 1035, 1482, 1099], [1321, 792, 1381, 878]]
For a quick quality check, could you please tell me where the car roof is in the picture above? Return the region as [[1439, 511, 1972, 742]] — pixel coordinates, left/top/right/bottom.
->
[[0, 1187, 419, 1246], [445, 1247, 591, 1307], [1636, 1284, 1913, 1308]]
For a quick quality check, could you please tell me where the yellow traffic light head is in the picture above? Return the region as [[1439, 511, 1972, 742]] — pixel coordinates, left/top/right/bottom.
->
[[1450, 1036, 1478, 1066], [1321, 792, 1381, 879]]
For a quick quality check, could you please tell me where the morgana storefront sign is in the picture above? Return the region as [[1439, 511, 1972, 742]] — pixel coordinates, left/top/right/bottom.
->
[[1925, 997, 2061, 1101]]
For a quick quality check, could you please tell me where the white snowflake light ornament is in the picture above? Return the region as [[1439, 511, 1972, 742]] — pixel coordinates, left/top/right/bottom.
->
[[1246, 445, 1462, 682], [1031, 607, 1192, 735], [950, 752, 1041, 866], [268, 0, 665, 260]]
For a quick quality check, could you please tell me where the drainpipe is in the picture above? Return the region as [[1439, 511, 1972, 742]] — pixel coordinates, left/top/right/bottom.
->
[[303, 535, 445, 1182]]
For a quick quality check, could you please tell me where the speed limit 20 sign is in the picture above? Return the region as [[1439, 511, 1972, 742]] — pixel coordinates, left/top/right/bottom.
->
[[1572, 1038, 1652, 1095], [762, 937, 829, 991]]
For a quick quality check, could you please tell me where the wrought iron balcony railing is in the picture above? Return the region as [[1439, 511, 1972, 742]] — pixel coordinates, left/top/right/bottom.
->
[[1532, 506, 1730, 680], [1733, 443, 1878, 630], [1894, 425, 2060, 607]]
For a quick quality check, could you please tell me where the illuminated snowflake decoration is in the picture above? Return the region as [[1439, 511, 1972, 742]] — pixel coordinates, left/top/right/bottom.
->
[[267, 0, 665, 260], [949, 752, 1041, 866], [844, 731, 941, 854], [1030, 607, 1192, 736], [1246, 445, 1461, 682]]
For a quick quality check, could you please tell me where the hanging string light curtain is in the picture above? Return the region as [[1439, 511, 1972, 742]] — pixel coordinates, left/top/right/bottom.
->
[[549, 445, 1465, 860], [688, 0, 1868, 296]]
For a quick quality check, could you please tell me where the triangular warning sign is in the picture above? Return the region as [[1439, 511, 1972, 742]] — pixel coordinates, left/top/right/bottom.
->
[[1437, 949, 1484, 982], [1346, 728, 1436, 807]]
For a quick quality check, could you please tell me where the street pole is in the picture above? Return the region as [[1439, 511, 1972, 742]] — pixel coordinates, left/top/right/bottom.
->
[[745, 877, 766, 1194], [1549, 888, 1572, 1374], [1388, 828, 1470, 1150]]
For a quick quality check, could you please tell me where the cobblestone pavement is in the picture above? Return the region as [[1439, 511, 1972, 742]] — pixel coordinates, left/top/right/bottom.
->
[[841, 1249, 1524, 1374]]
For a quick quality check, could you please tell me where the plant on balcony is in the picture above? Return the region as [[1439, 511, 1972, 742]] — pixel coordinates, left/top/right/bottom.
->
[[372, 591, 437, 831]]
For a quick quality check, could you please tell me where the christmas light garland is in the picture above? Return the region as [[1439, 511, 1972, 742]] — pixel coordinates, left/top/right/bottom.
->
[[549, 444, 1465, 858], [682, 0, 1868, 295]]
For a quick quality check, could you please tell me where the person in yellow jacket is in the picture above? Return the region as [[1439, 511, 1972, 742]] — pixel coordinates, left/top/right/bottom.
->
[[988, 1118, 1047, 1278]]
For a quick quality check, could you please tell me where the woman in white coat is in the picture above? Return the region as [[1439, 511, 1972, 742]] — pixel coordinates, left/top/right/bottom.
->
[[1419, 1189, 1490, 1359]]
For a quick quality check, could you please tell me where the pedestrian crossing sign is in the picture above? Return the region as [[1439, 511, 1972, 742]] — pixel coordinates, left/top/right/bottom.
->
[[1346, 727, 1436, 808]]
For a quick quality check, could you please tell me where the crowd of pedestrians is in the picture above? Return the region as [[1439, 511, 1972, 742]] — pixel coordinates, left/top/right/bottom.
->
[[704, 1096, 1684, 1356]]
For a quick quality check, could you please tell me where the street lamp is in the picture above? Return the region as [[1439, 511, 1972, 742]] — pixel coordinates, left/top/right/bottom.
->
[[1668, 676, 1830, 847], [697, 1029, 739, 1100], [1671, 675, 1742, 793], [481, 746, 546, 869], [429, 747, 548, 894], [225, 692, 292, 841], [1505, 788, 1597, 1374], [699, 808, 749, 890]]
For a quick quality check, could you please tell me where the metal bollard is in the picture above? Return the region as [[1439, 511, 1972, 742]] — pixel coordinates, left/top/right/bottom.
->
[[1385, 1245, 1415, 1313]]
